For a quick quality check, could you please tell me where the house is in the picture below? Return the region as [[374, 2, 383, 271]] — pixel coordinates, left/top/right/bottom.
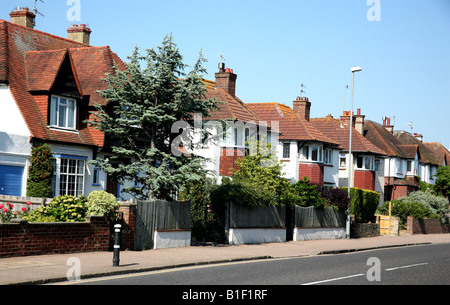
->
[[247, 98, 341, 186], [0, 7, 130, 199], [393, 130, 440, 185], [423, 142, 450, 167], [194, 64, 277, 180], [310, 110, 386, 200]]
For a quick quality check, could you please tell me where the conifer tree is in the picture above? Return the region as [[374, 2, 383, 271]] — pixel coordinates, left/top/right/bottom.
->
[[88, 35, 217, 201]]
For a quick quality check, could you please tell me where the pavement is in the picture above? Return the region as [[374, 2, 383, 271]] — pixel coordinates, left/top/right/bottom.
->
[[1, 233, 449, 285]]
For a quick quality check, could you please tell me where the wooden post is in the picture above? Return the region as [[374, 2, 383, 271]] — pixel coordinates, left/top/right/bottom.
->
[[388, 201, 392, 236]]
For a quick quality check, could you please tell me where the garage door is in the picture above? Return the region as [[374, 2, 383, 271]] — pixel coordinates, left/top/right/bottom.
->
[[0, 165, 24, 196]]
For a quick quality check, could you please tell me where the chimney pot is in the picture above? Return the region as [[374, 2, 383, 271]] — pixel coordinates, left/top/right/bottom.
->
[[10, 7, 36, 29], [67, 24, 92, 45]]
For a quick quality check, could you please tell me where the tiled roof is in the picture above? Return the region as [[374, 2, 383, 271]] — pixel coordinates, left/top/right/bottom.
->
[[394, 131, 439, 165], [310, 116, 385, 155], [0, 19, 125, 147], [204, 87, 264, 124], [423, 142, 450, 166], [364, 120, 408, 157], [246, 103, 338, 145]]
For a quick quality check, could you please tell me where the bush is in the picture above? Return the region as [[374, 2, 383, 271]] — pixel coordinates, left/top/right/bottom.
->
[[211, 179, 277, 208], [378, 200, 430, 227], [281, 177, 324, 209], [316, 186, 349, 210], [87, 191, 120, 220], [344, 187, 380, 223], [26, 143, 54, 198], [23, 195, 88, 223], [401, 190, 449, 216]]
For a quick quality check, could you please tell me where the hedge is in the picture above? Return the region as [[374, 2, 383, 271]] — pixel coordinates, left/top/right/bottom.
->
[[343, 187, 380, 223]]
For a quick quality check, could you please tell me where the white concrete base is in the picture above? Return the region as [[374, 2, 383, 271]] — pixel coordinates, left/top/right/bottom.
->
[[228, 228, 286, 245], [153, 230, 191, 249], [294, 227, 346, 241]]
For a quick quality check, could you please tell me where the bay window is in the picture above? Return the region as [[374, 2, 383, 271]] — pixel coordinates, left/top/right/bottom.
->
[[300, 144, 323, 163], [52, 155, 86, 197]]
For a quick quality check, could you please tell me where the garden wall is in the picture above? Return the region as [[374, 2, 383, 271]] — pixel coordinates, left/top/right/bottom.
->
[[0, 216, 111, 258], [293, 206, 346, 241], [226, 203, 286, 245], [406, 216, 450, 235]]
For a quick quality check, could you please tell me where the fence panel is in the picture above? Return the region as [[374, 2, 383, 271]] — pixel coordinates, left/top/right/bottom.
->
[[295, 206, 346, 228], [134, 199, 191, 250]]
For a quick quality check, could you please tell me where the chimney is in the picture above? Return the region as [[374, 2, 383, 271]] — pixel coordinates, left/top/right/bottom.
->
[[67, 24, 92, 45], [10, 7, 36, 29], [414, 133, 423, 142], [215, 63, 237, 97], [293, 97, 311, 121], [340, 110, 355, 128], [354, 108, 365, 134], [383, 117, 394, 133]]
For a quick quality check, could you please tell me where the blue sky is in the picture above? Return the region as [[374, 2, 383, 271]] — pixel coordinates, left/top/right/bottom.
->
[[2, 0, 450, 148]]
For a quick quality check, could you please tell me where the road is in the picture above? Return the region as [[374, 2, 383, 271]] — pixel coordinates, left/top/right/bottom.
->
[[64, 243, 449, 286]]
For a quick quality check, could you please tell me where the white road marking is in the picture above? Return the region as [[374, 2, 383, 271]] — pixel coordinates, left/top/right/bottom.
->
[[385, 262, 428, 271], [302, 273, 365, 285]]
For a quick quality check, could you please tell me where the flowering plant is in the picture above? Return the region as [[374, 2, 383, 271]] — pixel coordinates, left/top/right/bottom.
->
[[0, 202, 16, 223]]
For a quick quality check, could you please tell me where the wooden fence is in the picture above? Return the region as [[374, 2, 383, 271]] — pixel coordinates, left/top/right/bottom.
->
[[133, 199, 191, 250]]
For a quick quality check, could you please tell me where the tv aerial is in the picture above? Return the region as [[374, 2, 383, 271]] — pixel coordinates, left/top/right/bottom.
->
[[300, 83, 307, 97], [408, 121, 414, 133], [33, 0, 45, 17]]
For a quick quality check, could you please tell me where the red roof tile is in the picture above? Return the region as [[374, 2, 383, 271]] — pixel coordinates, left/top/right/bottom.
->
[[0, 20, 125, 148], [247, 103, 338, 145], [423, 142, 450, 166], [310, 116, 385, 155]]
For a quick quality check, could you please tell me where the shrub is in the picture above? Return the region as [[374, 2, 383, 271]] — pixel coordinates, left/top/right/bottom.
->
[[87, 191, 120, 220], [23, 195, 88, 222], [281, 177, 324, 209], [316, 186, 349, 210], [26, 143, 54, 198], [211, 179, 277, 208], [378, 200, 430, 227], [344, 187, 380, 223], [400, 190, 449, 216]]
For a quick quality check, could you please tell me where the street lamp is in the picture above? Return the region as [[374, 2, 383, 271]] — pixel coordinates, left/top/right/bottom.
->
[[346, 66, 362, 239]]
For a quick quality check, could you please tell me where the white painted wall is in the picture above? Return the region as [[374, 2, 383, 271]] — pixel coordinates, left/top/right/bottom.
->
[[0, 85, 32, 196], [228, 228, 286, 245]]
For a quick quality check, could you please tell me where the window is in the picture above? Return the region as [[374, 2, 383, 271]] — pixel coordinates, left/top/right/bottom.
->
[[300, 144, 323, 162], [339, 153, 347, 168], [50, 96, 77, 129], [355, 155, 375, 171], [52, 155, 86, 197], [282, 143, 290, 159], [407, 160, 412, 172], [324, 148, 333, 164], [92, 168, 100, 186]]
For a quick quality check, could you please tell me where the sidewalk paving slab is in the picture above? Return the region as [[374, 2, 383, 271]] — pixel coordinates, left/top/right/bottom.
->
[[1, 234, 449, 285]]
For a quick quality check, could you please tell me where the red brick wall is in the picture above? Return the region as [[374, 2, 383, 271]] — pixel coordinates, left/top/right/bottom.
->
[[354, 170, 375, 191], [0, 216, 111, 258], [219, 147, 244, 176], [299, 162, 324, 186], [118, 203, 136, 250], [406, 216, 450, 235]]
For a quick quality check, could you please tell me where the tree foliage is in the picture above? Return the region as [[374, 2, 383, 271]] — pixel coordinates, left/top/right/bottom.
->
[[88, 35, 217, 201], [435, 165, 450, 201]]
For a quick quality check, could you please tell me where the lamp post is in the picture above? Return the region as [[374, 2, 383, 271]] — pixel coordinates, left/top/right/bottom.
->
[[346, 66, 362, 239]]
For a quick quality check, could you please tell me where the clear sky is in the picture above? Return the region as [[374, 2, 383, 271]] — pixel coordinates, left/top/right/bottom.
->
[[2, 0, 450, 148]]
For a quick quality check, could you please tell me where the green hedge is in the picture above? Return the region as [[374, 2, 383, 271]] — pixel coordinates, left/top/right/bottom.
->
[[343, 187, 380, 223]]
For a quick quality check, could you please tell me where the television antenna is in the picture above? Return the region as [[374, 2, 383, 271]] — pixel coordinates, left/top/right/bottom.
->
[[33, 0, 45, 17], [300, 83, 307, 97], [408, 121, 413, 133]]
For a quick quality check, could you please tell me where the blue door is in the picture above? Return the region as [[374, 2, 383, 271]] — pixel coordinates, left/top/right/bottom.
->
[[0, 165, 24, 196]]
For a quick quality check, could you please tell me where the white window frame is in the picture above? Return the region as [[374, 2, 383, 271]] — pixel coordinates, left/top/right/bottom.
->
[[300, 144, 324, 163], [324, 148, 333, 165], [355, 155, 375, 171], [52, 155, 86, 197], [50, 95, 77, 130]]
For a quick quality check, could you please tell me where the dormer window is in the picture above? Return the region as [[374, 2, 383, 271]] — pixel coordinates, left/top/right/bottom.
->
[[50, 95, 77, 130]]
